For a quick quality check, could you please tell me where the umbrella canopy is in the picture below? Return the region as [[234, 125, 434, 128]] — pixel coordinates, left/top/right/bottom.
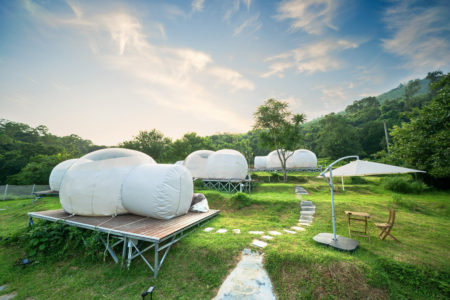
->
[[322, 160, 425, 177]]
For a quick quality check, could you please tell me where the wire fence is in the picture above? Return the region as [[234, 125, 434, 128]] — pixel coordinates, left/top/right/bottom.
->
[[0, 185, 50, 200]]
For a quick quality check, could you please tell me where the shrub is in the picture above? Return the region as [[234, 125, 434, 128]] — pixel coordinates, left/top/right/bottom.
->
[[23, 221, 103, 260], [344, 176, 369, 184], [383, 177, 428, 194], [193, 179, 206, 190], [231, 192, 252, 209]]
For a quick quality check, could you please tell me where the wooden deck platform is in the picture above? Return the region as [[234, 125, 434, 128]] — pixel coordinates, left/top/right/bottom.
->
[[28, 209, 220, 243], [28, 209, 220, 277]]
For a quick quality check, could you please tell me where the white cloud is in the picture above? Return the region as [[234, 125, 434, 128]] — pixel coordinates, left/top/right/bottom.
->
[[382, 0, 450, 70], [275, 0, 338, 35], [23, 0, 254, 131], [261, 39, 358, 77], [191, 0, 205, 12], [233, 13, 262, 37], [224, 0, 252, 21]]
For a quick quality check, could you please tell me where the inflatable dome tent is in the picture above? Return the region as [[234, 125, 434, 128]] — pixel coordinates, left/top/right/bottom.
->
[[49, 159, 78, 191], [58, 148, 193, 219], [290, 149, 317, 168], [183, 150, 214, 178], [266, 149, 294, 169], [254, 156, 267, 169], [206, 149, 248, 180]]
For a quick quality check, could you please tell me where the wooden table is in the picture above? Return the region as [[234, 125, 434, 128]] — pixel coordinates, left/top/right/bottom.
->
[[345, 211, 370, 240]]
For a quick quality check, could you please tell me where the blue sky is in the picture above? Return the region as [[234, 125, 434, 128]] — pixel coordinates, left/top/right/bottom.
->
[[1, 0, 449, 145]]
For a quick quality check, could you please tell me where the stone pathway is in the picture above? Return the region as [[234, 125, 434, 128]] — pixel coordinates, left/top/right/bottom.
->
[[299, 200, 315, 226], [206, 187, 316, 299], [213, 249, 276, 300]]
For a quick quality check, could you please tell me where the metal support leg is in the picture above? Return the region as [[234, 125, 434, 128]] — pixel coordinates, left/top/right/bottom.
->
[[121, 237, 127, 266], [99, 235, 119, 263], [154, 244, 159, 279], [28, 216, 34, 226], [127, 239, 133, 268]]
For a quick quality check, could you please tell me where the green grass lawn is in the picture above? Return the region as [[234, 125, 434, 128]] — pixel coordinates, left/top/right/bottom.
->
[[0, 177, 449, 299]]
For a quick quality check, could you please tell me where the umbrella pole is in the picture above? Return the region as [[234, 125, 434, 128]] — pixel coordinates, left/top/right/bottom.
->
[[330, 168, 337, 241]]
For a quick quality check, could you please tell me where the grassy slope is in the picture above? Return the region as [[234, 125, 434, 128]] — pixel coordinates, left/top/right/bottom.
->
[[0, 177, 449, 299]]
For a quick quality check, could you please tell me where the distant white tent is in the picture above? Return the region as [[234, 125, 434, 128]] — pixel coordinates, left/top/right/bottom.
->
[[322, 160, 425, 177]]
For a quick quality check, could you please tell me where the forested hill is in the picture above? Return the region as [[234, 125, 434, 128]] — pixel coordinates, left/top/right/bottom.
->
[[376, 77, 430, 103], [301, 71, 444, 160]]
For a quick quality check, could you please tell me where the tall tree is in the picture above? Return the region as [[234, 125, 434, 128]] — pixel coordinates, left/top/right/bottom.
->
[[253, 98, 305, 182], [389, 73, 450, 184], [316, 113, 363, 159], [119, 129, 172, 162]]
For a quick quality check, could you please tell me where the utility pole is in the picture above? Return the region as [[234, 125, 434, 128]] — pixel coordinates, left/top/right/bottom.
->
[[383, 121, 390, 154]]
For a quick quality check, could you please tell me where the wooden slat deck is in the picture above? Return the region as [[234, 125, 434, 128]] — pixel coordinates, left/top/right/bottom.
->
[[28, 209, 220, 243]]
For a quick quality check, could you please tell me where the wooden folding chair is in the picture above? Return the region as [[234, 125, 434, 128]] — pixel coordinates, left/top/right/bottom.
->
[[374, 209, 400, 242]]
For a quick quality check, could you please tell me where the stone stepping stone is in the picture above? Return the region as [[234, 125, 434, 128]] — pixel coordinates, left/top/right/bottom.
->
[[251, 239, 268, 248], [299, 222, 311, 226], [204, 227, 214, 232], [0, 291, 17, 300], [232, 229, 241, 234], [268, 231, 282, 236], [295, 186, 309, 195], [261, 235, 274, 240], [283, 229, 296, 234], [301, 206, 315, 211], [301, 210, 315, 216], [216, 229, 227, 233], [301, 200, 313, 206], [291, 226, 306, 231], [249, 231, 264, 235], [300, 215, 313, 221]]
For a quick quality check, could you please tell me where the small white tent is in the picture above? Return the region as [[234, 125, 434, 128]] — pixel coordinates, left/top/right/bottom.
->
[[206, 149, 248, 179], [266, 150, 293, 169], [254, 156, 267, 169], [290, 149, 317, 168], [49, 159, 78, 191], [184, 150, 214, 178]]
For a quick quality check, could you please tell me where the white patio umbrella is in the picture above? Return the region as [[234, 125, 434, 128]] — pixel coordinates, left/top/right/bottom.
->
[[321, 160, 425, 190], [313, 156, 425, 251]]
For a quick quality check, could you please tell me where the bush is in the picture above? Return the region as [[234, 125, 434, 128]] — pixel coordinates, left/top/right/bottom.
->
[[286, 175, 308, 183], [23, 221, 103, 260], [383, 177, 428, 194], [344, 176, 369, 184], [193, 179, 206, 190], [231, 192, 252, 209]]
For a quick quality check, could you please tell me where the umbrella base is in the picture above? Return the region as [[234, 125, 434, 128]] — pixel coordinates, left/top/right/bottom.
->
[[313, 233, 359, 252]]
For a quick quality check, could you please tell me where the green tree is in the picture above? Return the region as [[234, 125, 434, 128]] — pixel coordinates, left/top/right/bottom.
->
[[316, 113, 363, 159], [8, 153, 73, 185], [169, 133, 213, 162], [253, 98, 305, 182], [389, 73, 450, 182], [119, 129, 172, 162]]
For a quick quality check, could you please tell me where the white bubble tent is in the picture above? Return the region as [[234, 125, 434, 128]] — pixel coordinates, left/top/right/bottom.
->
[[182, 149, 251, 193], [253, 149, 320, 171], [29, 147, 219, 278]]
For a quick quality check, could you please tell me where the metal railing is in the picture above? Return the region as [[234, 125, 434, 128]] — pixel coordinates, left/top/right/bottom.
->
[[1, 185, 50, 200]]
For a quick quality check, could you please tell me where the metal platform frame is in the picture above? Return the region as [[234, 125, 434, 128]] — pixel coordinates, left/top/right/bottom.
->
[[202, 179, 252, 193], [28, 210, 219, 278]]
